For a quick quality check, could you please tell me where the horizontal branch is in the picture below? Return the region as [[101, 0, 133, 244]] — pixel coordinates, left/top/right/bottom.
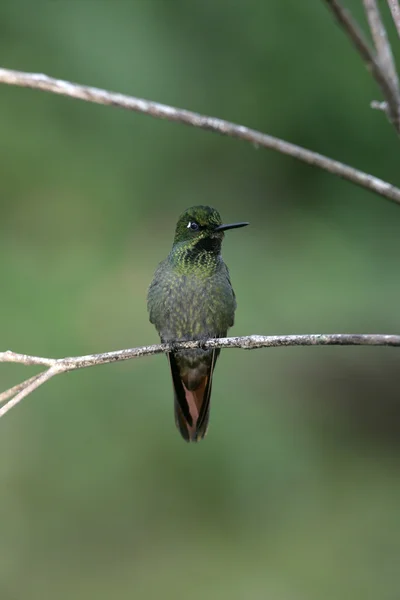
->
[[1, 333, 399, 420], [1, 67, 400, 205]]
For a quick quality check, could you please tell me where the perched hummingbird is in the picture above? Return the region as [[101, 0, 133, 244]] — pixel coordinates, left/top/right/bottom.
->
[[147, 205, 248, 442]]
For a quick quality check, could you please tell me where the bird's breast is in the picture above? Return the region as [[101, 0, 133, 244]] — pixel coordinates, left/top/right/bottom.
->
[[148, 267, 235, 342]]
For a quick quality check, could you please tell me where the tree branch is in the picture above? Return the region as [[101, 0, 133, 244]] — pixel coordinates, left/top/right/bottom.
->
[[0, 369, 59, 419], [1, 334, 399, 419], [0, 67, 400, 205], [323, 0, 400, 133], [387, 0, 400, 38], [0, 373, 46, 404], [363, 0, 399, 92]]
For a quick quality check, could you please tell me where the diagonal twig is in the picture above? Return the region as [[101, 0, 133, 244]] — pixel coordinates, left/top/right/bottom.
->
[[363, 0, 399, 92], [0, 373, 46, 404], [0, 67, 400, 205], [0, 367, 60, 419], [387, 0, 400, 38], [1, 333, 400, 419], [323, 0, 400, 133]]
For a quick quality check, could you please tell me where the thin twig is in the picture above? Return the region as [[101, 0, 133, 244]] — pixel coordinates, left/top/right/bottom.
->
[[0, 373, 45, 404], [387, 0, 400, 38], [363, 0, 399, 92], [1, 333, 399, 419], [0, 350, 55, 367], [0, 368, 59, 419], [371, 99, 389, 111], [0, 67, 400, 205], [323, 0, 400, 132]]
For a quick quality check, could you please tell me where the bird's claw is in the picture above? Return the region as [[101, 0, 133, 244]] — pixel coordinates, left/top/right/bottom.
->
[[169, 341, 181, 354]]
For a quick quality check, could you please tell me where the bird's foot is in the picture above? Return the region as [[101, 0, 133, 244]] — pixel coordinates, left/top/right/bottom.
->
[[169, 341, 181, 354]]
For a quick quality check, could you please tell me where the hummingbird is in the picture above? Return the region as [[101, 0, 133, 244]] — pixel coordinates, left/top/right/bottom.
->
[[147, 205, 248, 442]]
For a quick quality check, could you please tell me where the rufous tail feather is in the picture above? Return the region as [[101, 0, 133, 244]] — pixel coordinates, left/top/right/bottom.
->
[[168, 351, 216, 442]]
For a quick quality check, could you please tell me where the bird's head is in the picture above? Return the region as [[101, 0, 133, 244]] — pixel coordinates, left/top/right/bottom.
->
[[173, 205, 248, 250]]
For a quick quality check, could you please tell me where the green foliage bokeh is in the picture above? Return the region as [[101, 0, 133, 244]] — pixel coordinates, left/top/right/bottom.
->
[[1, 1, 399, 598]]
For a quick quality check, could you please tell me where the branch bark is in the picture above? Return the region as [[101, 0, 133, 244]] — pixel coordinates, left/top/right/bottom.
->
[[1, 333, 399, 419], [323, 0, 400, 133], [0, 67, 400, 205], [363, 0, 399, 92], [387, 0, 400, 38]]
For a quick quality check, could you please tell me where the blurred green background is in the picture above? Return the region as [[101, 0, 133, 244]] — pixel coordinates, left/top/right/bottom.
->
[[1, 1, 400, 598]]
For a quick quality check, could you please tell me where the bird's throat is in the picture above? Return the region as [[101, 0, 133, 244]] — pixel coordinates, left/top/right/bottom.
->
[[170, 237, 221, 275]]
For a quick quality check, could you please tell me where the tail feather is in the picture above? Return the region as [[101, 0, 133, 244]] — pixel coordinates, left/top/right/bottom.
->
[[168, 351, 215, 442]]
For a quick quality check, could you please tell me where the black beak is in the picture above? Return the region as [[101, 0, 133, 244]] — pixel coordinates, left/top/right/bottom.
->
[[214, 222, 249, 232]]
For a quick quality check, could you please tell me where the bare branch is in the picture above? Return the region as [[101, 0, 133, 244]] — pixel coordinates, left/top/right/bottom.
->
[[0, 373, 45, 404], [1, 333, 399, 420], [323, 0, 400, 132], [0, 350, 55, 367], [0, 67, 400, 206], [371, 99, 389, 111], [0, 368, 59, 419], [387, 0, 400, 38], [363, 0, 399, 92]]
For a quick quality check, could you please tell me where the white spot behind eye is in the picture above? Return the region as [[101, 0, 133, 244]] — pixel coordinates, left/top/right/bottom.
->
[[187, 221, 192, 229]]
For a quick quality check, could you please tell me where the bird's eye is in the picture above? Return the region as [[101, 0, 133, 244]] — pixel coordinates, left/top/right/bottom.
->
[[187, 221, 199, 231]]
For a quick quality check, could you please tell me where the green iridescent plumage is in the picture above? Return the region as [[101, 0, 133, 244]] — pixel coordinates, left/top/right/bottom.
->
[[147, 205, 248, 442]]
